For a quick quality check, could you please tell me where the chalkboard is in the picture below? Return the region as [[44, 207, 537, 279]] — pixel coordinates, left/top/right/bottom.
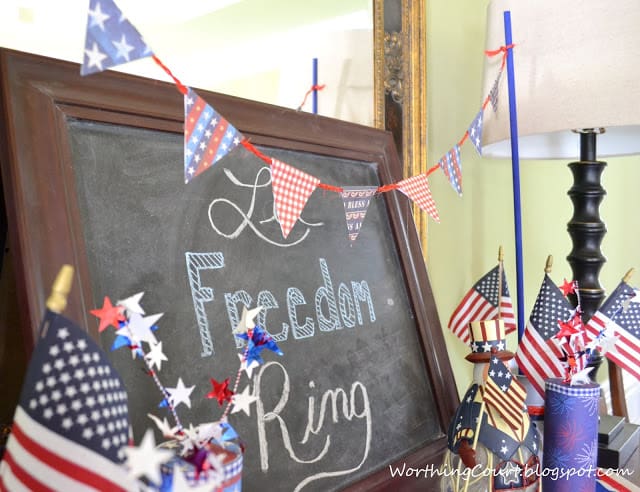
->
[[0, 49, 458, 490]]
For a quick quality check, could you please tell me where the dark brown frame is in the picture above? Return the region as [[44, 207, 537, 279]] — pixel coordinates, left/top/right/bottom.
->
[[0, 48, 458, 490]]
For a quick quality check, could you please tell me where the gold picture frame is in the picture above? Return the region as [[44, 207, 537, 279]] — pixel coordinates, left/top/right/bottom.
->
[[373, 0, 428, 253]]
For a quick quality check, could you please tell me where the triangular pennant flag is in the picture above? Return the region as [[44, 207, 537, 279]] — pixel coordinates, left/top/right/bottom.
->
[[270, 159, 320, 238], [468, 110, 484, 156], [397, 174, 440, 222], [184, 88, 243, 183], [340, 186, 377, 242], [81, 0, 153, 76], [438, 145, 463, 196], [489, 69, 503, 113]]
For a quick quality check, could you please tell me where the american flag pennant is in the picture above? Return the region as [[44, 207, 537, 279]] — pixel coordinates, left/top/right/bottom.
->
[[340, 186, 378, 242], [0, 309, 137, 491], [585, 281, 640, 381], [515, 274, 573, 398], [483, 355, 527, 440], [468, 110, 484, 156], [396, 174, 440, 222], [438, 145, 463, 196], [81, 0, 153, 76], [184, 89, 243, 183], [489, 70, 503, 113], [448, 265, 516, 344], [270, 159, 320, 239]]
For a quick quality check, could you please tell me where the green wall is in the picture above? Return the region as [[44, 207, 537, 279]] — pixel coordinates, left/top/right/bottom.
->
[[426, 0, 640, 400]]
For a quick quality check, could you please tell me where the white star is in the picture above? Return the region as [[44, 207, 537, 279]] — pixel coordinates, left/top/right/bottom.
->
[[145, 341, 168, 371], [238, 353, 259, 378], [112, 34, 135, 61], [147, 413, 179, 439], [482, 341, 492, 352], [123, 429, 173, 486], [500, 445, 508, 455], [57, 327, 70, 339], [84, 42, 108, 71], [166, 378, 195, 409], [88, 2, 110, 30], [231, 386, 258, 416], [599, 332, 619, 355], [233, 306, 263, 334], [117, 292, 145, 316], [123, 312, 163, 346]]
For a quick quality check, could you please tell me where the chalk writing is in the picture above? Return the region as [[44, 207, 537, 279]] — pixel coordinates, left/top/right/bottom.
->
[[253, 362, 371, 491], [208, 168, 323, 247]]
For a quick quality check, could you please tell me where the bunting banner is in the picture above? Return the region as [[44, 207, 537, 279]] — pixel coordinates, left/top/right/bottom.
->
[[438, 145, 463, 196], [270, 159, 320, 239], [340, 187, 378, 243], [81, 0, 152, 76], [184, 89, 243, 183], [468, 110, 484, 156], [78, 0, 517, 240], [397, 174, 440, 222]]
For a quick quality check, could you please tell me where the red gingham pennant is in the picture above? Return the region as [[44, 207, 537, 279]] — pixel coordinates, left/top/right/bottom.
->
[[397, 174, 440, 222], [270, 158, 320, 238]]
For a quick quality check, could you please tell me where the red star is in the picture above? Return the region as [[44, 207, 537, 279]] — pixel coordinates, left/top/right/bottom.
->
[[556, 319, 580, 339], [560, 278, 576, 296], [206, 378, 234, 406], [89, 296, 125, 332]]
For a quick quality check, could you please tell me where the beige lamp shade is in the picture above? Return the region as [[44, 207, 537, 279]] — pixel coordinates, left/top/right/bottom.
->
[[481, 0, 640, 159]]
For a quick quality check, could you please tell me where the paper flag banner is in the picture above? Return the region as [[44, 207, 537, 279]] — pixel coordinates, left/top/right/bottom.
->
[[397, 174, 440, 222], [468, 110, 483, 156], [340, 186, 377, 242], [184, 89, 243, 183], [81, 0, 153, 76], [270, 159, 320, 238], [438, 145, 463, 196], [489, 70, 502, 113]]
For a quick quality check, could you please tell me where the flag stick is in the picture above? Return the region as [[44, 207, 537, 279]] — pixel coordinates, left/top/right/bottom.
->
[[46, 265, 73, 314], [312, 58, 319, 114], [502, 11, 525, 341], [545, 255, 553, 274], [497, 245, 504, 319]]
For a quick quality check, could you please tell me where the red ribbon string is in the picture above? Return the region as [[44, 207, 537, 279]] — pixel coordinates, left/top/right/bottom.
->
[[297, 84, 326, 111], [152, 55, 188, 95], [426, 163, 440, 176], [458, 131, 469, 148], [241, 139, 272, 165], [377, 183, 399, 193], [318, 183, 343, 193], [484, 43, 515, 57]]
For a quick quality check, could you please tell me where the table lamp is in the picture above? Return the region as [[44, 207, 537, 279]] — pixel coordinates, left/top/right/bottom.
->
[[480, 0, 640, 417]]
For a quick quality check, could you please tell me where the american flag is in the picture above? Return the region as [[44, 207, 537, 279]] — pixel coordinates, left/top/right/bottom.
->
[[0, 310, 136, 491], [184, 89, 243, 183], [438, 145, 463, 196], [448, 265, 516, 343], [483, 355, 526, 439], [468, 110, 483, 156], [515, 274, 573, 398], [81, 0, 153, 76], [585, 281, 640, 381]]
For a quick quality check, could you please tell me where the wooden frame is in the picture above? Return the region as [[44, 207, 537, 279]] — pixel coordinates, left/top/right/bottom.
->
[[373, 0, 428, 253], [0, 48, 457, 490]]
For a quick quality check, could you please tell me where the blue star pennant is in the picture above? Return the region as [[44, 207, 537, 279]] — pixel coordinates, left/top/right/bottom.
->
[[81, 0, 153, 76], [184, 89, 243, 183], [438, 144, 463, 196], [468, 110, 483, 156]]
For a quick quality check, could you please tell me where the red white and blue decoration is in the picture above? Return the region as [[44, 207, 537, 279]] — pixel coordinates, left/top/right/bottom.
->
[[81, 0, 152, 76], [396, 174, 439, 222], [184, 89, 243, 184], [340, 186, 378, 242], [0, 308, 137, 491], [448, 263, 516, 344], [438, 145, 463, 196]]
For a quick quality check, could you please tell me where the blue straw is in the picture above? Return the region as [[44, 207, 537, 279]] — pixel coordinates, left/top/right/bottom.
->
[[503, 11, 525, 341], [312, 58, 318, 114]]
